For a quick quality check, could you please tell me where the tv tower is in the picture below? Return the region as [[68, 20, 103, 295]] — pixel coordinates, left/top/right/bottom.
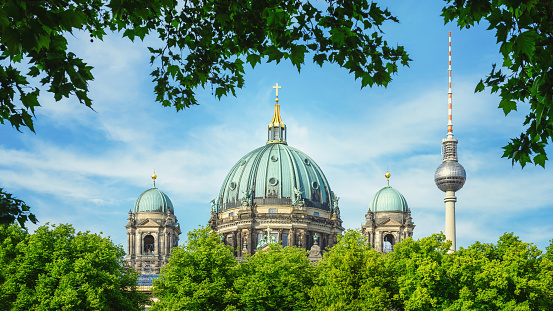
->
[[434, 32, 466, 253]]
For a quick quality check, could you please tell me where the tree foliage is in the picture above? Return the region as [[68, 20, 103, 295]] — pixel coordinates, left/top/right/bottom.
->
[[389, 233, 553, 310], [152, 228, 553, 310], [440, 233, 551, 310], [0, 0, 410, 133], [443, 0, 553, 168], [0, 223, 148, 311], [388, 234, 451, 310], [0, 188, 37, 227], [153, 227, 315, 311], [151, 227, 238, 311], [234, 244, 313, 311], [310, 229, 395, 311]]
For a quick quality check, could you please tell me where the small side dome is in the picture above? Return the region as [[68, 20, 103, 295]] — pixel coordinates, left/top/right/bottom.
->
[[369, 186, 408, 212], [134, 187, 174, 213]]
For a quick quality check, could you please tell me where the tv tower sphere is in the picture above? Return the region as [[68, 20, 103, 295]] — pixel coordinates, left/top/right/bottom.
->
[[434, 158, 466, 192]]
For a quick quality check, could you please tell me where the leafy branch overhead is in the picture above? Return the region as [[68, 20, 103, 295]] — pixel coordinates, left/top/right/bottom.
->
[[0, 0, 410, 133], [443, 0, 553, 168], [0, 188, 37, 228]]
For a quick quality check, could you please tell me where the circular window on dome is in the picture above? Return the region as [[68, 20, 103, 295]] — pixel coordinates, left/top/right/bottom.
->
[[240, 160, 247, 166], [312, 181, 319, 189], [230, 182, 237, 190], [304, 159, 310, 165], [271, 155, 278, 162], [269, 177, 279, 186]]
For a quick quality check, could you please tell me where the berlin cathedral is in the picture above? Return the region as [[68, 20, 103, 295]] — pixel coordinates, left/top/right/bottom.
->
[[125, 84, 415, 273]]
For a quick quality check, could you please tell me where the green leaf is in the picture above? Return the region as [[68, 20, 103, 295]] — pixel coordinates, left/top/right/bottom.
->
[[498, 99, 517, 115], [533, 153, 547, 168], [515, 30, 538, 59], [475, 80, 485, 92], [123, 28, 135, 41], [246, 54, 261, 68], [313, 54, 327, 66]]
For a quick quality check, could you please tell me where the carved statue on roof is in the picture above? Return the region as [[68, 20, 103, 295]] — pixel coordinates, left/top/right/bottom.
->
[[292, 187, 305, 209], [127, 210, 135, 226], [210, 198, 218, 214], [293, 187, 303, 203], [331, 191, 341, 217], [241, 190, 253, 207]]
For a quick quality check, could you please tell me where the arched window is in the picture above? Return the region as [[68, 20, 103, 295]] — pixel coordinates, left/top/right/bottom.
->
[[144, 235, 155, 254], [383, 234, 394, 253]]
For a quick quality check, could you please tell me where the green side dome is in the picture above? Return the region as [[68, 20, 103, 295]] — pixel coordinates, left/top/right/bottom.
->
[[369, 186, 408, 212], [134, 187, 174, 213], [217, 143, 332, 211]]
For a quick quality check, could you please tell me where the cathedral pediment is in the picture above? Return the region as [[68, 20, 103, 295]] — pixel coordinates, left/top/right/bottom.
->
[[377, 218, 402, 226], [137, 218, 161, 227]]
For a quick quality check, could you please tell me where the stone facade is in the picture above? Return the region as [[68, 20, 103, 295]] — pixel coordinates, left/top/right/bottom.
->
[[209, 203, 343, 257], [125, 210, 180, 274], [362, 209, 414, 253]]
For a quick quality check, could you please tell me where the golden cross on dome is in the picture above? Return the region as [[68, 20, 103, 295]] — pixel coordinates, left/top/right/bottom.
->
[[273, 83, 281, 98]]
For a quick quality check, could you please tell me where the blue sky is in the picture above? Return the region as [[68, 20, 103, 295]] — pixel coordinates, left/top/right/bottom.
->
[[1, 0, 552, 252]]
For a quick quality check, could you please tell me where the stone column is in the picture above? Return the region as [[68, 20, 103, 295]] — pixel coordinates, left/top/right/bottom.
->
[[236, 231, 242, 257], [154, 233, 158, 256], [127, 232, 131, 256], [290, 228, 295, 246], [135, 232, 141, 256], [247, 228, 253, 255], [161, 230, 165, 257], [233, 231, 237, 256]]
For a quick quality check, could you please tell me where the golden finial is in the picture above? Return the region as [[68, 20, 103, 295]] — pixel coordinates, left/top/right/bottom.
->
[[267, 83, 287, 144], [152, 170, 157, 187], [269, 84, 285, 129], [273, 83, 281, 102], [385, 170, 391, 186]]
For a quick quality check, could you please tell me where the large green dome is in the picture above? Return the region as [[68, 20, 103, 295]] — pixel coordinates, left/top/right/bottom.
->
[[369, 186, 408, 212], [134, 187, 174, 213], [217, 143, 333, 212]]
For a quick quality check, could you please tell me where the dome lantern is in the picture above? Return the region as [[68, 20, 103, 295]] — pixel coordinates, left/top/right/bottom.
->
[[267, 83, 287, 144]]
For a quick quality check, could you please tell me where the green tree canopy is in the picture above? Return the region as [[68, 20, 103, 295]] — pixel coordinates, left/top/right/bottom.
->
[[151, 227, 238, 311], [152, 228, 553, 310], [0, 223, 148, 311], [388, 233, 553, 310], [388, 234, 451, 310], [440, 233, 551, 310], [310, 229, 395, 311], [443, 0, 553, 168], [0, 0, 410, 133], [234, 244, 314, 311]]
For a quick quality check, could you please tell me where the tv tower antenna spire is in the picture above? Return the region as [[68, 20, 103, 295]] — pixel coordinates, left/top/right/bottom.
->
[[434, 32, 466, 253]]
